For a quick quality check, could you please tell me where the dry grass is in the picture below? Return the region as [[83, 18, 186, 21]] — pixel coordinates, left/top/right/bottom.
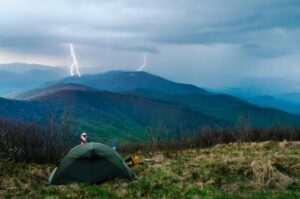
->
[[1, 141, 300, 198]]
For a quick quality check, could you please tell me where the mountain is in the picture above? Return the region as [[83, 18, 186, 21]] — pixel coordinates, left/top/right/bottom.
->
[[0, 70, 20, 95], [0, 85, 230, 141], [0, 69, 19, 79], [60, 71, 210, 95], [246, 95, 300, 116], [217, 77, 300, 116], [0, 63, 66, 73], [21, 69, 66, 81], [220, 77, 300, 98], [11, 83, 96, 100], [12, 71, 300, 129], [277, 92, 300, 103], [0, 97, 45, 121], [125, 88, 300, 128], [0, 63, 68, 96]]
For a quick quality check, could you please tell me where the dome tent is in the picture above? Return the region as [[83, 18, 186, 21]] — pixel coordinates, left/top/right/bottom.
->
[[48, 142, 132, 185]]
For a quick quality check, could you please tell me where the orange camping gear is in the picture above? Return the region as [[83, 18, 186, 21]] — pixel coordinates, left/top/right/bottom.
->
[[125, 155, 142, 167]]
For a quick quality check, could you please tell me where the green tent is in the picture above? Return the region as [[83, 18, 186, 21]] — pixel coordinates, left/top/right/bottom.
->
[[48, 142, 132, 185]]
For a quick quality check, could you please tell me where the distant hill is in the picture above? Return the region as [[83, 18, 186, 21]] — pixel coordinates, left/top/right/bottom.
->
[[125, 89, 300, 128], [0, 97, 45, 121], [0, 85, 230, 140], [0, 63, 68, 96], [220, 77, 300, 98], [0, 70, 20, 95], [277, 92, 300, 103], [0, 63, 66, 73], [60, 71, 210, 95], [11, 83, 96, 100], [246, 95, 300, 116]]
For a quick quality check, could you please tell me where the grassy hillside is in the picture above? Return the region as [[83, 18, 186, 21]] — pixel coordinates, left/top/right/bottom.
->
[[1, 141, 299, 198]]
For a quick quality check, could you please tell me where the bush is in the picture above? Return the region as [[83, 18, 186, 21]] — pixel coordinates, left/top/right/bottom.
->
[[0, 109, 77, 163], [118, 127, 300, 153]]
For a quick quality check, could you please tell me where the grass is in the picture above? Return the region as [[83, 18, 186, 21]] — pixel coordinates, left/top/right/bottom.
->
[[0, 141, 299, 198]]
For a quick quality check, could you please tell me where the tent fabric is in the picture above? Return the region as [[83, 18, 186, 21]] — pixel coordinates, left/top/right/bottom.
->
[[48, 142, 132, 185]]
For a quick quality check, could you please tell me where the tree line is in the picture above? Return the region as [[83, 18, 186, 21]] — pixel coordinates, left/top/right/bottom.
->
[[0, 113, 300, 163], [0, 109, 77, 163]]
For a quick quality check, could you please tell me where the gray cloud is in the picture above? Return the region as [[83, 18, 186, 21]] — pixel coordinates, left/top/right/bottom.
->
[[0, 0, 300, 89]]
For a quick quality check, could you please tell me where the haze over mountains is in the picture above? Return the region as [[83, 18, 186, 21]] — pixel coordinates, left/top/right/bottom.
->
[[245, 95, 300, 116], [0, 63, 66, 73], [0, 63, 68, 96], [221, 77, 300, 98], [1, 63, 300, 140]]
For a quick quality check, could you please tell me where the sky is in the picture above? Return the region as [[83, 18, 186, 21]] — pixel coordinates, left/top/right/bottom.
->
[[0, 0, 300, 88]]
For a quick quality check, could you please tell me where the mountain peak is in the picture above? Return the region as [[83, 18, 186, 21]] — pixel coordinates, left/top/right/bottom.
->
[[12, 83, 96, 100], [61, 70, 210, 95]]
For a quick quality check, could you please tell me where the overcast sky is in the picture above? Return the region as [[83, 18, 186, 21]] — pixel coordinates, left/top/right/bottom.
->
[[0, 0, 300, 88]]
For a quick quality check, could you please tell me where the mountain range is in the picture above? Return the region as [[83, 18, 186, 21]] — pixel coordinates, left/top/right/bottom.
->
[[1, 64, 300, 141], [0, 63, 67, 96], [0, 83, 229, 141], [59, 71, 209, 95], [245, 95, 300, 116]]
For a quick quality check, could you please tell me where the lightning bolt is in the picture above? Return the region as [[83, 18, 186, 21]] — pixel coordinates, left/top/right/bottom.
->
[[69, 43, 81, 77], [137, 53, 147, 71]]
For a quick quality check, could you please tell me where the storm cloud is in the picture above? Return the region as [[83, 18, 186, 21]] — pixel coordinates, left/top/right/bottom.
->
[[0, 0, 300, 88]]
